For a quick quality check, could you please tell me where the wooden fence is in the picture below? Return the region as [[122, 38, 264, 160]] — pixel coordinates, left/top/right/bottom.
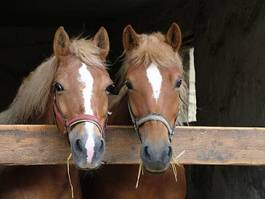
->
[[0, 125, 264, 166]]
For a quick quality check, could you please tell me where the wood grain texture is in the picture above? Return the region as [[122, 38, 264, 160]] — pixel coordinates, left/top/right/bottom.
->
[[0, 125, 265, 165]]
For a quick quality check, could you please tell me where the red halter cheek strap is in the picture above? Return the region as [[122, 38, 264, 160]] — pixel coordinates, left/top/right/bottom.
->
[[53, 95, 105, 135]]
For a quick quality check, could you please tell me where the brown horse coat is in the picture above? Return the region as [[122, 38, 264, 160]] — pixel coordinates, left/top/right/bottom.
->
[[0, 26, 111, 199], [85, 23, 187, 199]]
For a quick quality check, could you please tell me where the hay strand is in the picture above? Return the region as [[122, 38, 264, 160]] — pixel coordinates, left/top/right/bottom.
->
[[67, 153, 74, 198], [171, 150, 186, 183], [171, 163, 178, 182], [135, 162, 144, 189]]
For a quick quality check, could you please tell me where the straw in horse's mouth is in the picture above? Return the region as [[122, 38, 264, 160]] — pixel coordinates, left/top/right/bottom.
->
[[171, 150, 186, 183], [171, 163, 178, 182], [135, 150, 185, 188]]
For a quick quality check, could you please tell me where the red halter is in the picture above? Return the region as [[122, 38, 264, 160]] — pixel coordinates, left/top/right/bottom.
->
[[53, 95, 105, 135]]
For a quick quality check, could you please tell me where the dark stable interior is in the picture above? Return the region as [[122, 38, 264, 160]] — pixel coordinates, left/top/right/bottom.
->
[[1, 0, 265, 198]]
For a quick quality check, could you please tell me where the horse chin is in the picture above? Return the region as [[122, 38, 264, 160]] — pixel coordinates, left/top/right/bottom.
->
[[77, 164, 102, 171], [143, 163, 170, 174], [71, 151, 103, 170], [73, 158, 102, 170]]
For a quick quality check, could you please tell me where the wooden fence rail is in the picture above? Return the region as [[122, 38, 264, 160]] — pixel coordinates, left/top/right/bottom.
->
[[0, 125, 264, 166]]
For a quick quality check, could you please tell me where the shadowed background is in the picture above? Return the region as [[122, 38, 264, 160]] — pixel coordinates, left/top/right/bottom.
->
[[0, 0, 265, 198]]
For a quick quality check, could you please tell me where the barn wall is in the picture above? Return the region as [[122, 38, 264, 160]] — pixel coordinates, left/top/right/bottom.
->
[[188, 0, 265, 198]]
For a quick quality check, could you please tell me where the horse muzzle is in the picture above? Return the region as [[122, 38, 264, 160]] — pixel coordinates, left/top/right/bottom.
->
[[140, 142, 172, 173], [68, 123, 105, 170]]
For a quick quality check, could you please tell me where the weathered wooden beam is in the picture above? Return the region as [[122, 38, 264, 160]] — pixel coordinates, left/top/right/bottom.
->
[[0, 125, 265, 166]]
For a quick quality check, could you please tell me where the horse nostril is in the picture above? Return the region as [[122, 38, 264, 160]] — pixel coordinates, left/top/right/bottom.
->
[[167, 146, 172, 157], [75, 139, 83, 153], [99, 139, 104, 153], [144, 146, 151, 161]]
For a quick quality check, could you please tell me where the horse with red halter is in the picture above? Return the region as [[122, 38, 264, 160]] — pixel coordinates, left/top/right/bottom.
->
[[0, 26, 113, 198], [88, 23, 187, 198]]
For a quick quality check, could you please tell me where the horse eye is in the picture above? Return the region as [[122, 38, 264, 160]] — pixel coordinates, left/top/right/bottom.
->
[[175, 79, 182, 88], [106, 84, 115, 95], [54, 82, 64, 92], [125, 80, 133, 90]]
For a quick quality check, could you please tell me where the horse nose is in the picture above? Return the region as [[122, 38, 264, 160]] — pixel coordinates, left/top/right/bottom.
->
[[74, 138, 85, 153], [68, 122, 105, 169], [141, 144, 172, 172], [70, 134, 105, 169], [142, 145, 172, 162], [143, 146, 152, 160], [165, 146, 172, 161], [76, 134, 104, 163], [93, 138, 105, 159]]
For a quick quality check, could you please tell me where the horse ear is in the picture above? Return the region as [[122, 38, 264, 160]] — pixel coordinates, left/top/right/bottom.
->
[[122, 25, 139, 51], [93, 27, 110, 59], [53, 26, 70, 57], [166, 23, 182, 51]]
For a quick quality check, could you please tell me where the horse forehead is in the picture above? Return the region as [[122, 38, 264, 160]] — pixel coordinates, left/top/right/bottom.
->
[[78, 63, 95, 86], [145, 63, 163, 101], [78, 63, 95, 115], [56, 57, 83, 78]]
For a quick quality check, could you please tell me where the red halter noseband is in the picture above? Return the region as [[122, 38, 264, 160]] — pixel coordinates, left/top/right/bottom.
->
[[53, 94, 105, 135]]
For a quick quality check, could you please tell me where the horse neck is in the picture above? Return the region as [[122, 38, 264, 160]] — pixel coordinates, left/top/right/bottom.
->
[[26, 92, 54, 124], [36, 93, 54, 124]]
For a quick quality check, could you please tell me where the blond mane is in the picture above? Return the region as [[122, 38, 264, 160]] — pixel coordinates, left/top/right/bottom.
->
[[0, 38, 106, 124], [116, 32, 188, 125], [118, 33, 183, 84]]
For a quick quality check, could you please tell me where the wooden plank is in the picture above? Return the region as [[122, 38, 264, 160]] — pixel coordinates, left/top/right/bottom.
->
[[0, 125, 265, 165]]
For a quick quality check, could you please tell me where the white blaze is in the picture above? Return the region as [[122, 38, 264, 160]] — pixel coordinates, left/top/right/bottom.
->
[[79, 63, 94, 115], [146, 63, 162, 102], [79, 63, 95, 163], [84, 123, 95, 163]]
